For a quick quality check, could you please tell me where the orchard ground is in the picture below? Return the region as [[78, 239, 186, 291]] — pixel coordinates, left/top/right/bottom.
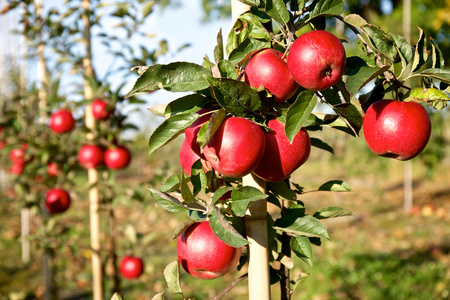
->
[[0, 120, 449, 300]]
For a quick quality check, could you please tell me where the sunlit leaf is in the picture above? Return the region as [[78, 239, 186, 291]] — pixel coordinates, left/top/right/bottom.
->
[[313, 206, 353, 219], [230, 186, 269, 217], [309, 0, 344, 18], [291, 236, 313, 266], [318, 180, 352, 192], [274, 215, 329, 239], [285, 91, 316, 143], [164, 261, 183, 295], [209, 206, 249, 247]]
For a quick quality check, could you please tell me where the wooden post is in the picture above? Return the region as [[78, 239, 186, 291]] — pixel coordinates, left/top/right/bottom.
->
[[81, 0, 103, 299], [230, 2, 271, 298]]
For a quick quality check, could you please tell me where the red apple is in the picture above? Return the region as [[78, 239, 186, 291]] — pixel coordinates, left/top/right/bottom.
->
[[180, 138, 201, 175], [104, 146, 131, 170], [49, 109, 75, 134], [287, 30, 346, 91], [177, 221, 242, 280], [363, 100, 431, 161], [119, 256, 144, 279], [92, 99, 114, 120], [0, 140, 6, 149], [203, 117, 265, 178], [9, 148, 26, 164], [253, 118, 311, 182], [45, 188, 71, 214], [78, 144, 104, 169], [47, 162, 59, 177], [9, 163, 25, 175], [245, 48, 298, 103], [184, 109, 212, 159]]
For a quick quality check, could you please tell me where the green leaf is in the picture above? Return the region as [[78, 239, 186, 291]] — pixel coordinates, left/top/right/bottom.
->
[[309, 0, 344, 18], [390, 33, 413, 67], [361, 24, 397, 62], [211, 186, 234, 205], [274, 215, 329, 240], [409, 68, 450, 85], [343, 14, 368, 28], [198, 109, 228, 148], [268, 181, 297, 201], [259, 0, 291, 25], [238, 12, 272, 40], [285, 90, 316, 143], [230, 186, 269, 217], [149, 188, 186, 213], [218, 60, 239, 79], [239, 0, 261, 6], [142, 1, 155, 18], [403, 87, 449, 110], [164, 94, 208, 118], [228, 37, 271, 65], [313, 206, 352, 219], [310, 137, 334, 155], [151, 292, 166, 300], [127, 62, 212, 97], [148, 112, 199, 155], [171, 220, 197, 241], [159, 174, 181, 193], [411, 27, 428, 73], [214, 29, 224, 63], [205, 77, 261, 116], [164, 261, 183, 295], [430, 37, 445, 69], [345, 56, 390, 98], [318, 180, 351, 192], [190, 160, 208, 195], [180, 173, 196, 203], [291, 236, 313, 266], [209, 206, 249, 247]]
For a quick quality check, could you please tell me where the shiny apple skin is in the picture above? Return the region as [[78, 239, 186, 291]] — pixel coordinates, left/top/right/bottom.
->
[[177, 221, 242, 280], [104, 146, 131, 170], [49, 109, 76, 134], [253, 118, 311, 182], [287, 30, 346, 91], [119, 256, 144, 279], [363, 100, 431, 161], [78, 144, 105, 169]]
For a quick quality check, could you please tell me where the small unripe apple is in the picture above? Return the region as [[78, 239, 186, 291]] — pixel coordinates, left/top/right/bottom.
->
[[184, 109, 212, 159], [253, 118, 311, 182], [49, 109, 76, 134], [119, 256, 144, 279], [363, 100, 431, 161], [245, 48, 298, 103], [177, 221, 242, 279], [104, 146, 131, 170], [92, 99, 114, 120], [203, 117, 266, 178], [78, 144, 104, 169], [45, 188, 71, 214], [288, 30, 346, 91]]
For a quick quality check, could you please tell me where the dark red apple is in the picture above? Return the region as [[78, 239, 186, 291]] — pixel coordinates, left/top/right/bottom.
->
[[253, 118, 311, 182], [9, 148, 26, 165], [45, 188, 71, 214], [104, 146, 131, 170], [179, 138, 201, 175], [78, 144, 104, 169], [245, 48, 298, 103], [363, 100, 431, 161], [287, 30, 346, 91], [119, 256, 144, 279], [49, 109, 76, 134], [177, 221, 242, 280], [92, 99, 114, 120], [202, 117, 265, 178], [184, 109, 212, 159]]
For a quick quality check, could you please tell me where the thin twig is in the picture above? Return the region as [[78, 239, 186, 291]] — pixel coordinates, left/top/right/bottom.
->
[[214, 273, 248, 300]]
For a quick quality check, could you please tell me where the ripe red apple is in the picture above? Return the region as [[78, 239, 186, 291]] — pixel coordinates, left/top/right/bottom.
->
[[202, 117, 265, 178], [287, 30, 346, 91], [177, 221, 242, 280], [9, 148, 26, 164], [245, 48, 298, 103], [104, 146, 131, 170], [49, 109, 76, 134], [92, 99, 114, 120], [9, 163, 25, 175], [45, 188, 71, 214], [47, 162, 59, 177], [78, 144, 104, 169], [184, 109, 212, 159], [119, 256, 144, 279], [179, 138, 201, 175], [253, 118, 311, 182], [363, 100, 431, 161]]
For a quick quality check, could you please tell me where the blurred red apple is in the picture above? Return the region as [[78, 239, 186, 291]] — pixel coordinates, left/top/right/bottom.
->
[[49, 109, 76, 134], [92, 99, 114, 120], [78, 144, 104, 169], [120, 256, 144, 279], [104, 146, 131, 170], [45, 188, 71, 214]]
